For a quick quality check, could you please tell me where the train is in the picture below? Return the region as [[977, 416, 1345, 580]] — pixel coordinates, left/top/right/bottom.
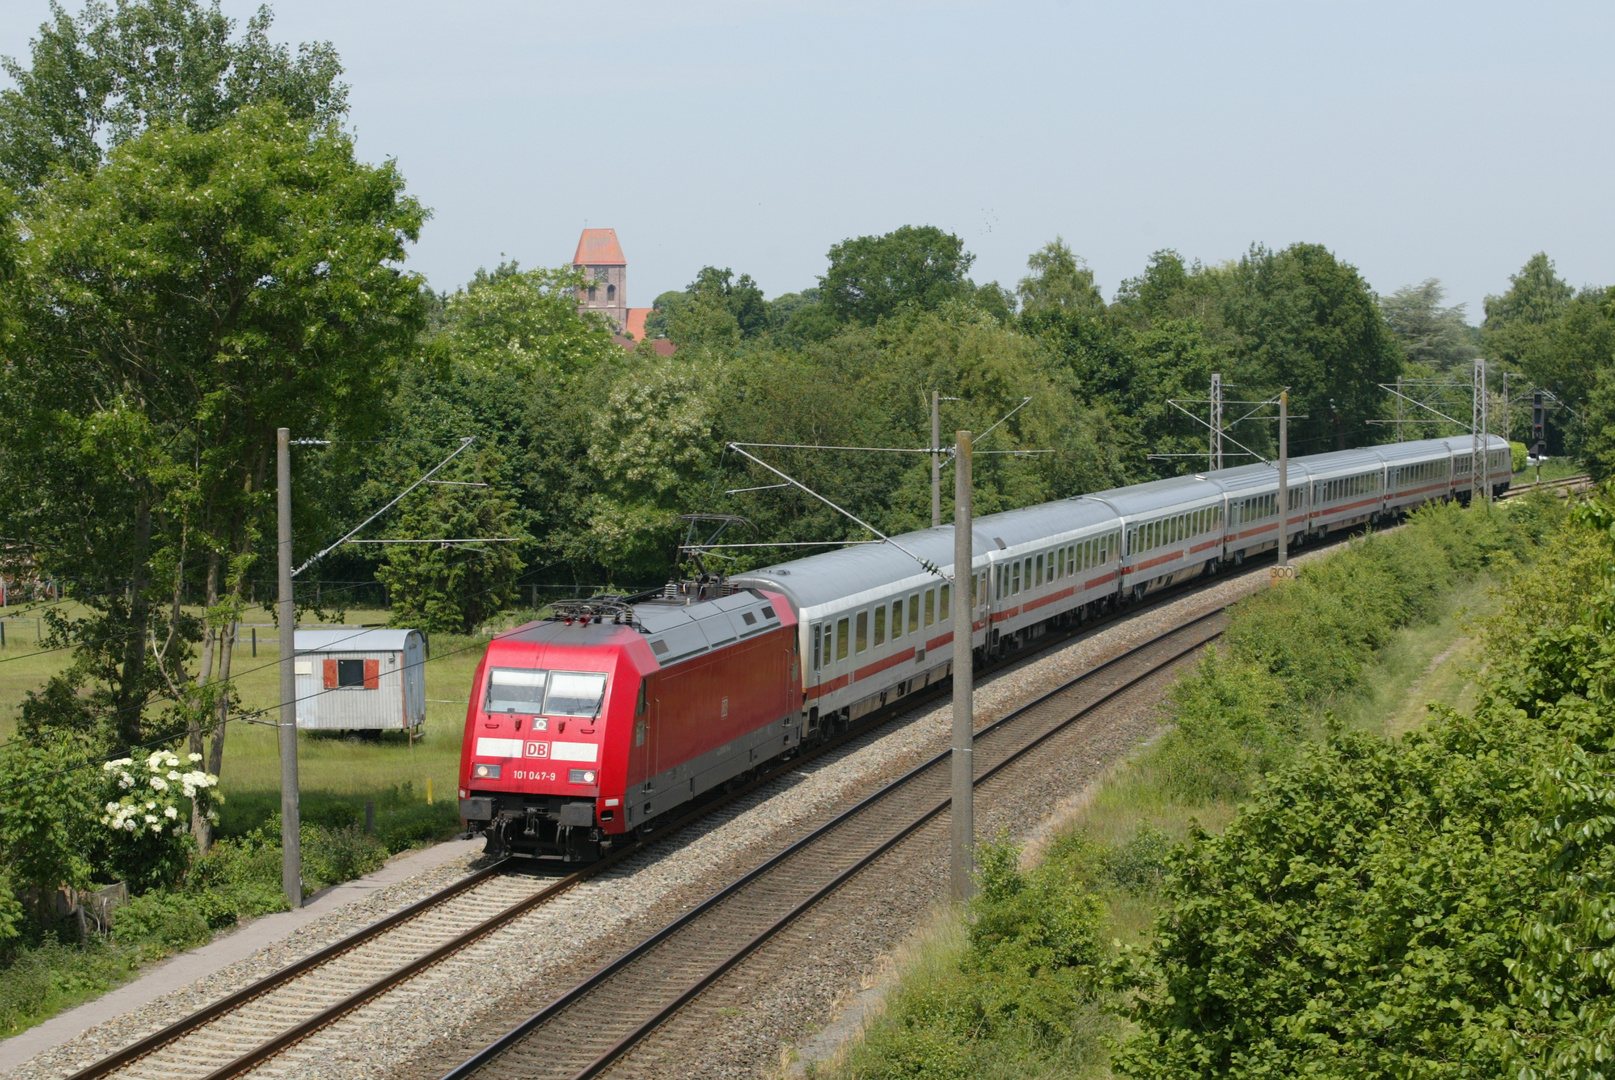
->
[[457, 434, 1512, 859]]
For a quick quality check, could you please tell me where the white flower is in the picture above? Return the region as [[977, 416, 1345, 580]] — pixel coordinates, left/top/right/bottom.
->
[[145, 800, 157, 810], [124, 818, 139, 831], [144, 814, 157, 823], [188, 753, 202, 763], [149, 777, 168, 792], [105, 801, 119, 814], [163, 805, 178, 819], [150, 823, 164, 833], [167, 771, 181, 781], [147, 751, 166, 770], [118, 773, 134, 789], [182, 785, 196, 798]]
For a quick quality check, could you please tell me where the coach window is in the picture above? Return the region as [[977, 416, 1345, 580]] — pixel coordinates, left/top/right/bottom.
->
[[908, 593, 920, 630], [922, 588, 934, 627], [874, 605, 886, 646], [812, 625, 821, 670], [1056, 548, 1064, 578], [836, 618, 849, 661], [893, 599, 905, 638], [1011, 560, 1021, 595], [940, 584, 950, 621], [855, 612, 868, 654], [1035, 553, 1044, 585]]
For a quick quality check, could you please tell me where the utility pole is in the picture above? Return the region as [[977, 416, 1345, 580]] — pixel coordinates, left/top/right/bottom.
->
[[1471, 359, 1487, 505], [1273, 392, 1293, 581], [1209, 373, 1223, 472], [950, 429, 974, 902], [1395, 376, 1404, 440], [1532, 390, 1546, 481], [931, 390, 942, 528], [276, 428, 302, 908]]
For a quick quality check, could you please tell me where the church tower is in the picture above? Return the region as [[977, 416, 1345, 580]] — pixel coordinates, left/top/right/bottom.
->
[[573, 228, 628, 332]]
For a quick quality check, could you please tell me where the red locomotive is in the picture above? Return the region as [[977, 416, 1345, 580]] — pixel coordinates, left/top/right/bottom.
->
[[457, 586, 799, 860]]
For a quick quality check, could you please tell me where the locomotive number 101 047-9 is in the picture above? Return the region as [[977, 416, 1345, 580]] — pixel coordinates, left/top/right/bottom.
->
[[513, 770, 557, 782]]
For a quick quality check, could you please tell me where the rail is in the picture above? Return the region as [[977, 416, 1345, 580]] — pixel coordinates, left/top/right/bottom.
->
[[440, 610, 1227, 1080]]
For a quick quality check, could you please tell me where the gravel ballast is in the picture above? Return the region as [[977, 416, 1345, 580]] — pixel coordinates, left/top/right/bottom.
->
[[6, 553, 1320, 1080]]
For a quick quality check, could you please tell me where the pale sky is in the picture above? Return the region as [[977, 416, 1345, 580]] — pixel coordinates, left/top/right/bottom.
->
[[3, 1, 1612, 320]]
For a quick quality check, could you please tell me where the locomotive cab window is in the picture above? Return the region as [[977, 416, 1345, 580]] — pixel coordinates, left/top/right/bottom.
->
[[485, 668, 547, 713], [545, 672, 607, 717]]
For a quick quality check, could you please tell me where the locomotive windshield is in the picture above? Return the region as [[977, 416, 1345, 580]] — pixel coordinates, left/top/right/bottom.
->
[[483, 667, 606, 716], [545, 672, 608, 716], [486, 668, 546, 713]]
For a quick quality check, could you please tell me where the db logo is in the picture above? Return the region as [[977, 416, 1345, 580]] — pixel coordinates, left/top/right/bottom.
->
[[525, 742, 549, 758]]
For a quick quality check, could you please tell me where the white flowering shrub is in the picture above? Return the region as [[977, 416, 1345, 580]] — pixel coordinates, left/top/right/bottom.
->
[[100, 750, 219, 892]]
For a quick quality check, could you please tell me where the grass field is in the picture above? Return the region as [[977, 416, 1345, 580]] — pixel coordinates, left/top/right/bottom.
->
[[0, 601, 525, 836]]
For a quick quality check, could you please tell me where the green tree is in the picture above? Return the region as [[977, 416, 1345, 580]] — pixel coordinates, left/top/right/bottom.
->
[[1381, 278, 1478, 373], [1222, 243, 1405, 452], [1483, 253, 1576, 391], [374, 453, 526, 635], [821, 224, 976, 325], [0, 739, 101, 922], [0, 0, 345, 195], [1017, 237, 1104, 316], [0, 103, 424, 788]]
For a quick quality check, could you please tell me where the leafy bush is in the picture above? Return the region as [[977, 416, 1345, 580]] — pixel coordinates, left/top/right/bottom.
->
[[840, 838, 1110, 1079], [1116, 500, 1615, 1078], [1152, 649, 1296, 803], [0, 937, 142, 1038], [98, 750, 218, 895], [302, 824, 388, 892], [112, 891, 210, 953], [1100, 824, 1174, 894], [184, 834, 288, 929]]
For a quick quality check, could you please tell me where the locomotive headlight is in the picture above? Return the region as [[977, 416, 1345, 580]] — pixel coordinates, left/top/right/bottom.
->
[[472, 763, 501, 780], [569, 768, 597, 784]]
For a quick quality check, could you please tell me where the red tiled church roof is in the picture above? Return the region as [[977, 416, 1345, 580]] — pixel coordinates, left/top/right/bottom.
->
[[624, 308, 652, 341], [573, 228, 627, 266]]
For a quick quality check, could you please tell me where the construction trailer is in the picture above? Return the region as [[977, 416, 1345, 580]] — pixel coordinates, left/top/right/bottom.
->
[[294, 628, 427, 736]]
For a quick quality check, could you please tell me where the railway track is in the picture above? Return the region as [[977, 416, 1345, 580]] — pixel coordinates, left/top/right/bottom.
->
[[60, 506, 1422, 1080], [64, 542, 1261, 1080], [437, 608, 1226, 1080], [1499, 472, 1592, 499]]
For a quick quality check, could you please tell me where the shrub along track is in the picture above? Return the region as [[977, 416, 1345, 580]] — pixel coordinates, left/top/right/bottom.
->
[[57, 541, 1310, 1080], [432, 610, 1227, 1080]]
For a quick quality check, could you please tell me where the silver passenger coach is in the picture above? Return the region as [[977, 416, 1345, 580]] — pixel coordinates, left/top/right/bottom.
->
[[733, 435, 1511, 742]]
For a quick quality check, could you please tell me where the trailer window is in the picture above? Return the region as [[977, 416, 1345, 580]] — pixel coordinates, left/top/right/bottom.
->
[[545, 671, 608, 717], [485, 668, 547, 713], [337, 659, 366, 688]]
